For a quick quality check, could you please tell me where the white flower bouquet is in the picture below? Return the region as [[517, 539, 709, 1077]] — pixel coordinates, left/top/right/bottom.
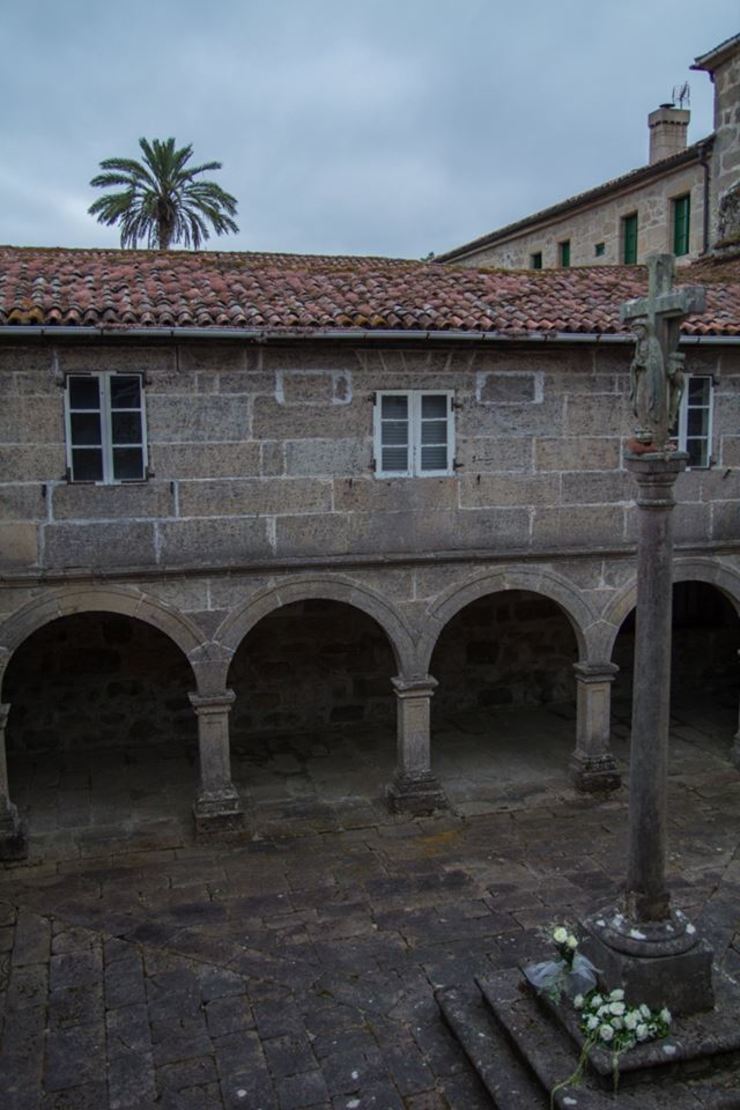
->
[[523, 924, 599, 1002], [574, 988, 672, 1053]]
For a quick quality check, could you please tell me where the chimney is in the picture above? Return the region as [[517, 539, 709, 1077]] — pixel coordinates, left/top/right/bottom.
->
[[648, 104, 690, 164]]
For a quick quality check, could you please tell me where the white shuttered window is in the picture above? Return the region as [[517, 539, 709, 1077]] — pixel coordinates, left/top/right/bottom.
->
[[675, 375, 713, 469], [374, 391, 455, 477], [64, 373, 148, 483]]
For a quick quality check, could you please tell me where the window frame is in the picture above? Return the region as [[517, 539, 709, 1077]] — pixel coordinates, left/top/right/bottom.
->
[[558, 240, 571, 268], [373, 390, 455, 478], [64, 371, 149, 484], [675, 374, 713, 469], [594, 241, 606, 258], [530, 251, 543, 270]]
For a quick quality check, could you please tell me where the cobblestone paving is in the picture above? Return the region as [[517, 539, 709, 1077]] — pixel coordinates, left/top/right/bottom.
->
[[1, 713, 739, 1108]]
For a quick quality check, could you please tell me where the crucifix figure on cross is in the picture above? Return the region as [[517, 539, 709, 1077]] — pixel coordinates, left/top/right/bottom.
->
[[620, 253, 705, 451]]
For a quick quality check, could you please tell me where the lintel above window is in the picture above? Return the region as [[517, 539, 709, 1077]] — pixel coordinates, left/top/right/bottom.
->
[[64, 372, 148, 483], [373, 391, 455, 477]]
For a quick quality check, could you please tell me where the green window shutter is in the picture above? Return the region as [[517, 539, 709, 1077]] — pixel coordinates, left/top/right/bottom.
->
[[623, 214, 638, 264], [559, 241, 570, 268], [673, 195, 690, 256], [531, 252, 542, 270]]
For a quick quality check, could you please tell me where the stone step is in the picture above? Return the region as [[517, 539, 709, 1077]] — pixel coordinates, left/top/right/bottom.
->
[[435, 982, 548, 1110], [475, 968, 740, 1109]]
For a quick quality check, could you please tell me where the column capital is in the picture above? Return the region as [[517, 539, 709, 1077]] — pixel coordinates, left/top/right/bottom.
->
[[625, 453, 686, 508], [391, 675, 438, 698], [573, 662, 619, 684], [189, 689, 236, 715]]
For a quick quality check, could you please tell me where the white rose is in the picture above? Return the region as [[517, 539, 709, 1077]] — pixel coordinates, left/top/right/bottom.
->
[[586, 1014, 599, 1031], [640, 1004, 651, 1019], [659, 1008, 671, 1025], [566, 934, 578, 950], [592, 994, 603, 1007], [611, 1017, 623, 1030], [573, 994, 584, 1009], [624, 1013, 638, 1030], [598, 1005, 610, 1018], [609, 989, 625, 1002], [599, 1024, 614, 1042], [553, 927, 568, 945], [609, 1001, 625, 1016], [636, 1023, 649, 1041]]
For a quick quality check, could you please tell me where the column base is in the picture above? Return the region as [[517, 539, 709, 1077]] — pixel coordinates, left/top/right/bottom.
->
[[0, 801, 28, 861], [193, 787, 246, 836], [569, 751, 621, 793], [581, 909, 715, 1016], [386, 772, 448, 817]]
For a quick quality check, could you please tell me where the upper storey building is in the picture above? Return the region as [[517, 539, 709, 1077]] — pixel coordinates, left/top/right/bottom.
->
[[436, 34, 740, 271]]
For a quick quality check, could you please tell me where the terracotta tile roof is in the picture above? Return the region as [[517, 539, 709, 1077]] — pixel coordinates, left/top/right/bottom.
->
[[0, 245, 738, 338]]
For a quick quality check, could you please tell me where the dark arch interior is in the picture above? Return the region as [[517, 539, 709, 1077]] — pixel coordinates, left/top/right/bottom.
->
[[430, 589, 579, 717], [226, 599, 397, 804], [612, 580, 739, 742], [4, 611, 196, 755]]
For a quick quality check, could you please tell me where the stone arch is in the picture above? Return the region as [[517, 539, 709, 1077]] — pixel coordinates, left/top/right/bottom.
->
[[598, 557, 740, 661], [214, 575, 417, 685], [417, 566, 596, 674], [0, 585, 206, 695]]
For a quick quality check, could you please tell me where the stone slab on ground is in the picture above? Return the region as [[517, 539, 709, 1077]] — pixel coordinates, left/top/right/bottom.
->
[[0, 702, 738, 1108]]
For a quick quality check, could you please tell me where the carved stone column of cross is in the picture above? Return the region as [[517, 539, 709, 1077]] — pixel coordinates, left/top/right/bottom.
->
[[0, 703, 28, 860], [386, 676, 448, 816], [569, 662, 621, 793], [188, 690, 245, 834], [582, 256, 714, 1015]]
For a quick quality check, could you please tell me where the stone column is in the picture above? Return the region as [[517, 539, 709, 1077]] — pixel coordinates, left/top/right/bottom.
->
[[189, 690, 245, 834], [386, 676, 448, 816], [0, 704, 28, 860], [583, 457, 714, 1015], [569, 662, 621, 792]]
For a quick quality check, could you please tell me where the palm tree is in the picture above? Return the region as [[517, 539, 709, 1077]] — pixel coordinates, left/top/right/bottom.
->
[[88, 137, 239, 250]]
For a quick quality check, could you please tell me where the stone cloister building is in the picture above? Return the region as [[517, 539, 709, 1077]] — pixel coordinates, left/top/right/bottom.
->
[[0, 247, 739, 857]]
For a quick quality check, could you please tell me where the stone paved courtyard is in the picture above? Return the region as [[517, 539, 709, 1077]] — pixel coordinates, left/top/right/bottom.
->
[[1, 700, 739, 1108]]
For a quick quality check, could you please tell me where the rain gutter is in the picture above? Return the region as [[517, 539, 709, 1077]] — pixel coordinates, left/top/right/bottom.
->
[[0, 326, 736, 345]]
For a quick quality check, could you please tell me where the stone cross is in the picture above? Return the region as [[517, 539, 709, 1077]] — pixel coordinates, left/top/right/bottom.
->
[[582, 254, 714, 1016], [620, 254, 705, 449]]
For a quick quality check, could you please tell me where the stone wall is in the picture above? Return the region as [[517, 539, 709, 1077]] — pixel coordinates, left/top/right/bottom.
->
[[4, 612, 196, 754], [612, 581, 740, 705], [228, 600, 396, 739], [1, 338, 738, 579], [430, 591, 578, 714], [449, 162, 705, 270], [710, 45, 740, 247]]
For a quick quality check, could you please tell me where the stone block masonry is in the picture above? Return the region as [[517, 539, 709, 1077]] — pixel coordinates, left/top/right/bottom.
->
[[0, 338, 737, 576]]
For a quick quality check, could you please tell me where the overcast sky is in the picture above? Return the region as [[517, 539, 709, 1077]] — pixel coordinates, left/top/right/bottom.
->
[[2, 1, 737, 259]]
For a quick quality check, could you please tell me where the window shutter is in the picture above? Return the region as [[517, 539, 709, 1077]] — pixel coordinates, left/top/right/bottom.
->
[[66, 375, 104, 482], [419, 394, 449, 472], [623, 214, 638, 264], [673, 195, 690, 257], [378, 393, 411, 474]]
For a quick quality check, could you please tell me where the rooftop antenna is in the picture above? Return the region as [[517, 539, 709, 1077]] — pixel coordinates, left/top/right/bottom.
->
[[672, 81, 690, 109]]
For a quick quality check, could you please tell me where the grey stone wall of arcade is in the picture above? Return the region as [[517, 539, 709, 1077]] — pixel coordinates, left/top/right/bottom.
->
[[1, 552, 739, 858]]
